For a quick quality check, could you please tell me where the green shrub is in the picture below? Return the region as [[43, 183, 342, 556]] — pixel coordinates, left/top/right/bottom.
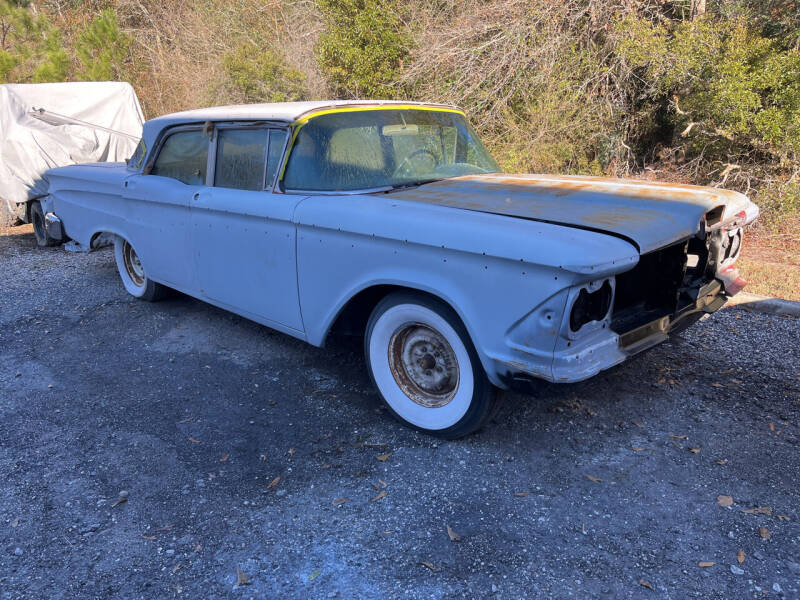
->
[[616, 14, 800, 164], [0, 0, 67, 83], [221, 42, 306, 103], [75, 9, 129, 81], [316, 0, 410, 98]]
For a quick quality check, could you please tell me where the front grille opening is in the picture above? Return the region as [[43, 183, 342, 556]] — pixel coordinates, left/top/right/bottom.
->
[[611, 237, 711, 336]]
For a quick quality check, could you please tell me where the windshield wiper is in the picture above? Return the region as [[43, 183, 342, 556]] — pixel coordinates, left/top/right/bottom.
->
[[385, 178, 443, 192]]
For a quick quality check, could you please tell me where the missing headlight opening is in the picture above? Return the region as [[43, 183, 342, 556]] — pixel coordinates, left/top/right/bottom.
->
[[569, 280, 613, 332]]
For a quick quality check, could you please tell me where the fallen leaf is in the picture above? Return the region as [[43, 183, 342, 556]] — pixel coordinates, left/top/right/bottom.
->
[[759, 527, 771, 539], [267, 476, 280, 489], [10, 517, 19, 528], [188, 437, 200, 444], [377, 453, 392, 462], [669, 434, 688, 440], [194, 541, 202, 553], [689, 447, 701, 454], [633, 422, 644, 428], [737, 550, 746, 564], [220, 454, 229, 462], [715, 460, 728, 465], [268, 401, 277, 407], [172, 564, 181, 573], [717, 495, 734, 507], [236, 567, 250, 586], [514, 492, 529, 497], [111, 497, 127, 508], [631, 447, 644, 452], [378, 480, 388, 487], [178, 416, 194, 423], [141, 535, 156, 540], [308, 569, 321, 582], [288, 448, 296, 456], [332, 498, 347, 506], [741, 507, 772, 516], [777, 515, 790, 521], [769, 422, 775, 432], [321, 463, 331, 469], [446, 524, 461, 542], [419, 561, 436, 571], [711, 382, 724, 388], [584, 474, 602, 483], [639, 579, 654, 591], [371, 490, 387, 502], [698, 561, 715, 568]]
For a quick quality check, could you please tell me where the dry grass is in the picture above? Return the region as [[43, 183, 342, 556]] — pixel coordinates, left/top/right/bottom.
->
[[738, 217, 800, 301], [45, 0, 330, 119]]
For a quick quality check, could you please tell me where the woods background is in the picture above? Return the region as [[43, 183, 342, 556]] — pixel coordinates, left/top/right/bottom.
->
[[2, 0, 799, 237]]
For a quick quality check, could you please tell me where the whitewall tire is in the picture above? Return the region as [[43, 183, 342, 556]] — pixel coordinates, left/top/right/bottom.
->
[[365, 291, 498, 438], [113, 236, 166, 302]]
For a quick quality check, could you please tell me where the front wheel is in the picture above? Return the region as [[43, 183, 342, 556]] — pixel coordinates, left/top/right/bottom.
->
[[113, 236, 167, 302], [365, 292, 499, 439]]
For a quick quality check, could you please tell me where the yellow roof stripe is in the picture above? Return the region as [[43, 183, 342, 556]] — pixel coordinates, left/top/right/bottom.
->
[[293, 104, 465, 125]]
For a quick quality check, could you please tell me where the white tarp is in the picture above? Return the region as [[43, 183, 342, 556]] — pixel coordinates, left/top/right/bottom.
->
[[0, 81, 144, 225]]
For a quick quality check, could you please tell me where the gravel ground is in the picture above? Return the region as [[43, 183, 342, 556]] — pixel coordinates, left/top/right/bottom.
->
[[1, 225, 798, 600]]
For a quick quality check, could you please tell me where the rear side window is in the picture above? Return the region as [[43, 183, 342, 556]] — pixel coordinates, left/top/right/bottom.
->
[[151, 130, 208, 185], [214, 128, 268, 191]]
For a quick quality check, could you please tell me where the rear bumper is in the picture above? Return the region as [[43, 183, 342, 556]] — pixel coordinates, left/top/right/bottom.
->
[[495, 278, 726, 392]]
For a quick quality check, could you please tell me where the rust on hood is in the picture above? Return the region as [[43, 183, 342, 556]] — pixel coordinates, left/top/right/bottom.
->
[[384, 173, 756, 253]]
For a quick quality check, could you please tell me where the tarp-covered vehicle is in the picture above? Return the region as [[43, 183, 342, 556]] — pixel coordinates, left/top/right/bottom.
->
[[41, 101, 759, 438], [0, 81, 144, 235]]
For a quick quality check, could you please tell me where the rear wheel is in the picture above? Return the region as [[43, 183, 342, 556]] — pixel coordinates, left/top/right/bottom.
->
[[30, 201, 58, 247], [113, 236, 167, 302], [365, 291, 499, 439]]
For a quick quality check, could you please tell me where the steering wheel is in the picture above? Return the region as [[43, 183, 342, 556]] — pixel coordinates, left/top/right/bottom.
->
[[393, 148, 439, 177]]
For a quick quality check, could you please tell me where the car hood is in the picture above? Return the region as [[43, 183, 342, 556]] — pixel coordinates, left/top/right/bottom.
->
[[387, 173, 758, 253]]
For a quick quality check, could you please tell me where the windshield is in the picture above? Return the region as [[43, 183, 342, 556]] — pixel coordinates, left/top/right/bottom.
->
[[282, 108, 499, 192]]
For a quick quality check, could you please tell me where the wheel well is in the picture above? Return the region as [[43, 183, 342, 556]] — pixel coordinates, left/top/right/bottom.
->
[[325, 285, 459, 342]]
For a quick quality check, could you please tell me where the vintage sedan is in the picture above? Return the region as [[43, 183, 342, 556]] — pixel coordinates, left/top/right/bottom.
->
[[39, 100, 758, 438]]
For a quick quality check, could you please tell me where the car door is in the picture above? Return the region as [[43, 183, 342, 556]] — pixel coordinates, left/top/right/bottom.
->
[[190, 125, 306, 333], [123, 127, 209, 291]]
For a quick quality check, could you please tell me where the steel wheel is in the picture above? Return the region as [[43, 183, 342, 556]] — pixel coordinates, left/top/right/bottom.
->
[[388, 324, 460, 408], [122, 240, 146, 287], [365, 291, 498, 438], [113, 236, 167, 302]]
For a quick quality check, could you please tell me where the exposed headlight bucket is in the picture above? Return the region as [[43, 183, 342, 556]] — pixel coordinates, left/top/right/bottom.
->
[[570, 280, 613, 332]]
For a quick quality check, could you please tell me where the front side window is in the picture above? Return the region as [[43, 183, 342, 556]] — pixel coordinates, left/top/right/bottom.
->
[[282, 109, 499, 192], [214, 128, 268, 191], [151, 130, 209, 185]]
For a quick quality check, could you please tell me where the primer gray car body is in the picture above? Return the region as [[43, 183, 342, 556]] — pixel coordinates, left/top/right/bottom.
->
[[41, 101, 759, 390]]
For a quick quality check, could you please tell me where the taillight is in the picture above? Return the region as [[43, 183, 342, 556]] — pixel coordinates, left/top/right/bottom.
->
[[569, 280, 613, 332]]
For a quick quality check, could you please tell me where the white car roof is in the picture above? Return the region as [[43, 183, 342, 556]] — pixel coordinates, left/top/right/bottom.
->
[[140, 100, 460, 158]]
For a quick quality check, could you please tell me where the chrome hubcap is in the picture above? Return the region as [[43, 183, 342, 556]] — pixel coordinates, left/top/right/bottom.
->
[[122, 241, 145, 287], [388, 324, 459, 408]]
